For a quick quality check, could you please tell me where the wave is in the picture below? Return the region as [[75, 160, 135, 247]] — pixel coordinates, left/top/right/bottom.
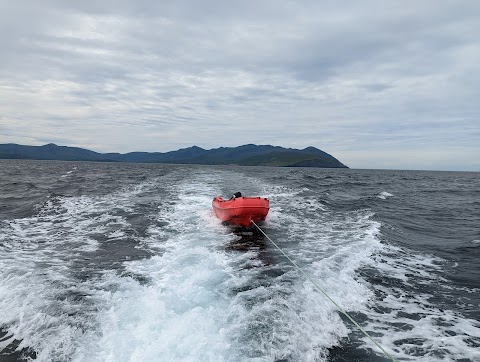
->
[[1, 166, 479, 361]]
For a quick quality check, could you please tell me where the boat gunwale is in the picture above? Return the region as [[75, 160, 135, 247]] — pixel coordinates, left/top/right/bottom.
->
[[212, 197, 269, 211]]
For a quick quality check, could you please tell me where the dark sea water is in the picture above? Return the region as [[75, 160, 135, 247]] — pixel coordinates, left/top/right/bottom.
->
[[0, 160, 479, 362]]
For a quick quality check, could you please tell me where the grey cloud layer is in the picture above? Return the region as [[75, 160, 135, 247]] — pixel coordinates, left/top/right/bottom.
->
[[0, 0, 479, 170]]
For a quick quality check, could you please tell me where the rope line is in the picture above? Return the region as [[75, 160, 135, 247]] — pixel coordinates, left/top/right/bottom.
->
[[250, 220, 396, 362]]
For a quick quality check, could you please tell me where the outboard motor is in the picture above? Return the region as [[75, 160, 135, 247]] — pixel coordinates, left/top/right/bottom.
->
[[232, 192, 242, 199]]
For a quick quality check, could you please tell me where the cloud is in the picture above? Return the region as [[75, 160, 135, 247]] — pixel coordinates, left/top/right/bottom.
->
[[0, 0, 479, 170]]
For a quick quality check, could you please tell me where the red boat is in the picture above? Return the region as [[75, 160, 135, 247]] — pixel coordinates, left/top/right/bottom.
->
[[212, 194, 270, 227]]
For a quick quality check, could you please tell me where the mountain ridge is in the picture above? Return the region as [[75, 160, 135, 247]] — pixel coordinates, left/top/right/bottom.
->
[[0, 143, 348, 168]]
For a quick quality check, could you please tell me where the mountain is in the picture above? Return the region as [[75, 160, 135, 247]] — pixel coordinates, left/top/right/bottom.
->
[[0, 143, 112, 162], [0, 143, 348, 168]]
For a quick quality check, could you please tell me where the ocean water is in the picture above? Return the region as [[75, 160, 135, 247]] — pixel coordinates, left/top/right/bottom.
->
[[0, 160, 479, 362]]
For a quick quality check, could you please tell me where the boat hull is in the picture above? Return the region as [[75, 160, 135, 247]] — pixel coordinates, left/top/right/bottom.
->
[[212, 197, 270, 227]]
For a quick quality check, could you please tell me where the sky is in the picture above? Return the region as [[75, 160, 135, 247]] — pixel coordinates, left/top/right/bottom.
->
[[0, 1, 479, 171]]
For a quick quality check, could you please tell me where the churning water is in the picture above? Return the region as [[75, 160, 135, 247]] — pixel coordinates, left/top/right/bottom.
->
[[0, 160, 479, 361]]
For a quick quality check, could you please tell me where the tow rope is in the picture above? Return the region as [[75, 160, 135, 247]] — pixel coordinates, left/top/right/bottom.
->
[[250, 220, 396, 362]]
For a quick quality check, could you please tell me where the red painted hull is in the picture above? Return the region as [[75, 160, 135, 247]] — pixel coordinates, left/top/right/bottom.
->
[[212, 197, 270, 227]]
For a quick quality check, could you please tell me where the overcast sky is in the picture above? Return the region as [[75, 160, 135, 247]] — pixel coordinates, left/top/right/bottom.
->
[[1, 1, 479, 170]]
